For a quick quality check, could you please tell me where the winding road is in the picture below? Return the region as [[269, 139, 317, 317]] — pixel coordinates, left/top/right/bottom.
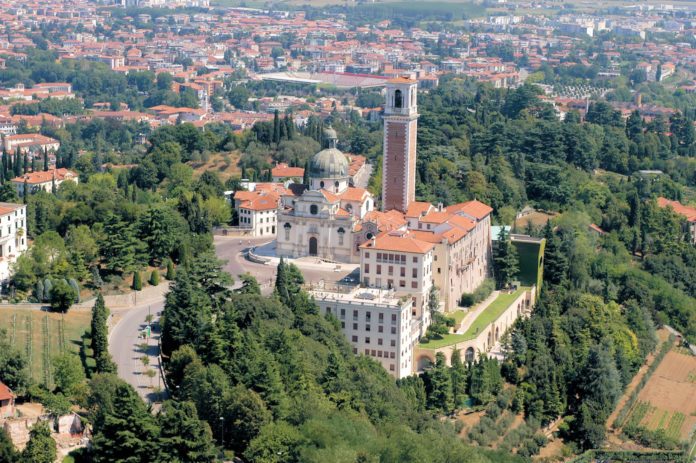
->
[[108, 236, 357, 403]]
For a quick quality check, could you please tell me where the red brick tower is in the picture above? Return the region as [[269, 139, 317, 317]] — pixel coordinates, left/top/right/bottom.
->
[[382, 77, 418, 212]]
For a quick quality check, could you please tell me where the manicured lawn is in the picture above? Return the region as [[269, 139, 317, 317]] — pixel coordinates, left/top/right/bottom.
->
[[420, 287, 528, 350], [0, 308, 91, 386], [450, 310, 467, 324]]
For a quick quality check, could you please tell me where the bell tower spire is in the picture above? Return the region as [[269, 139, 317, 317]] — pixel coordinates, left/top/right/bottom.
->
[[382, 77, 418, 212]]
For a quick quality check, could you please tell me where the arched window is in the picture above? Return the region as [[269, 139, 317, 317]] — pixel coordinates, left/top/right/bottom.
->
[[394, 89, 403, 108], [310, 204, 318, 215], [334, 180, 340, 192], [320, 180, 325, 188], [337, 227, 345, 245], [283, 222, 291, 240]]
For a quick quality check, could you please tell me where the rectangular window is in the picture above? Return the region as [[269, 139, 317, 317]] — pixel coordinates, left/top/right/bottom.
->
[[341, 322, 345, 329], [366, 311, 371, 321], [388, 266, 393, 276], [364, 264, 369, 273], [377, 351, 383, 358], [390, 364, 395, 371], [376, 265, 381, 275], [376, 252, 381, 260], [400, 267, 405, 277], [340, 309, 345, 319], [351, 336, 357, 342], [365, 349, 369, 355], [391, 327, 396, 335], [412, 268, 417, 278], [371, 350, 376, 357], [378, 338, 383, 345], [365, 337, 370, 344], [353, 310, 358, 321], [399, 280, 405, 287], [378, 325, 383, 333], [353, 348, 357, 354], [353, 323, 358, 330], [390, 352, 395, 359], [365, 324, 371, 332], [378, 313, 384, 323], [390, 340, 396, 347], [413, 256, 418, 263], [411, 281, 417, 289], [365, 252, 369, 258], [391, 314, 397, 324]]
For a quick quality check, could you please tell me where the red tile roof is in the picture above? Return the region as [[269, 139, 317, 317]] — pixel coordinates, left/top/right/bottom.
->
[[12, 168, 77, 185], [360, 231, 434, 254], [0, 381, 13, 401], [657, 197, 696, 222], [271, 163, 304, 178]]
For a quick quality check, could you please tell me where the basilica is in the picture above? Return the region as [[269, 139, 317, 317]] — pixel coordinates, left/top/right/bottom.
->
[[275, 126, 376, 263]]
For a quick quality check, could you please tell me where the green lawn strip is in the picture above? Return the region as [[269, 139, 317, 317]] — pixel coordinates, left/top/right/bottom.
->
[[420, 287, 528, 350], [450, 310, 467, 324]]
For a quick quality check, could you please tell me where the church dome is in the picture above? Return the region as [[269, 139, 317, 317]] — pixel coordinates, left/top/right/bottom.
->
[[309, 147, 349, 179], [309, 125, 348, 179]]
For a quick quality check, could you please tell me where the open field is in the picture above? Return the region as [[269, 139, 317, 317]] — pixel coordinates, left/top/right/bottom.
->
[[514, 211, 557, 230], [189, 151, 242, 182], [0, 308, 91, 387], [627, 349, 696, 441]]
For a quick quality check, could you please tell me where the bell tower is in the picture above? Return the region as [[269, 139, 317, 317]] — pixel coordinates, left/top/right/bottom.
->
[[382, 77, 418, 212]]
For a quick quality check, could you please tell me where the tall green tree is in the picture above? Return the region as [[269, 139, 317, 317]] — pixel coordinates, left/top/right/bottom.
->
[[90, 382, 161, 463], [21, 422, 56, 463], [426, 352, 453, 412], [157, 400, 217, 463], [493, 227, 519, 289]]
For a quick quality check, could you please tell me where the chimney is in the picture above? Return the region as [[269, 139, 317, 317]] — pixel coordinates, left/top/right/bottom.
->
[[437, 202, 443, 212]]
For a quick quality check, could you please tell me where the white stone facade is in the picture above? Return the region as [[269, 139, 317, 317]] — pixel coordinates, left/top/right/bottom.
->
[[312, 287, 421, 378], [0, 203, 28, 284]]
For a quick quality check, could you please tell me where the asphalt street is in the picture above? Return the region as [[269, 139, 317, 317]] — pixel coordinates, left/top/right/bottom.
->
[[110, 235, 358, 403], [109, 299, 166, 403]]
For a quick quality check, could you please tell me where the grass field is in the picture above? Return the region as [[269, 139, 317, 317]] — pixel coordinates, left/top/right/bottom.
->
[[622, 348, 696, 443], [189, 151, 242, 182], [420, 287, 527, 349], [0, 308, 91, 388]]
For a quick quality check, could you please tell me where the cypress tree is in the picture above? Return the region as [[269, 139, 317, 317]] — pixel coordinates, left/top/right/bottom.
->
[[132, 271, 143, 291], [149, 269, 160, 286], [166, 259, 175, 280], [22, 153, 27, 174], [91, 293, 113, 374], [272, 109, 280, 145], [31, 155, 36, 172], [14, 148, 21, 177], [22, 179, 28, 204], [1, 149, 6, 180], [43, 147, 49, 171], [493, 227, 519, 289], [303, 159, 310, 186]]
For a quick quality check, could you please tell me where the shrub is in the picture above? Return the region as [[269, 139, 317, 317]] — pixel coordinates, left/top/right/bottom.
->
[[149, 270, 160, 286], [460, 278, 495, 307], [132, 272, 143, 291], [165, 259, 175, 280]]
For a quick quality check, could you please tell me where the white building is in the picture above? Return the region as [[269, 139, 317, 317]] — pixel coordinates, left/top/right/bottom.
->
[[312, 286, 422, 378], [276, 127, 375, 263], [233, 190, 281, 238], [0, 203, 27, 284], [12, 169, 79, 196]]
